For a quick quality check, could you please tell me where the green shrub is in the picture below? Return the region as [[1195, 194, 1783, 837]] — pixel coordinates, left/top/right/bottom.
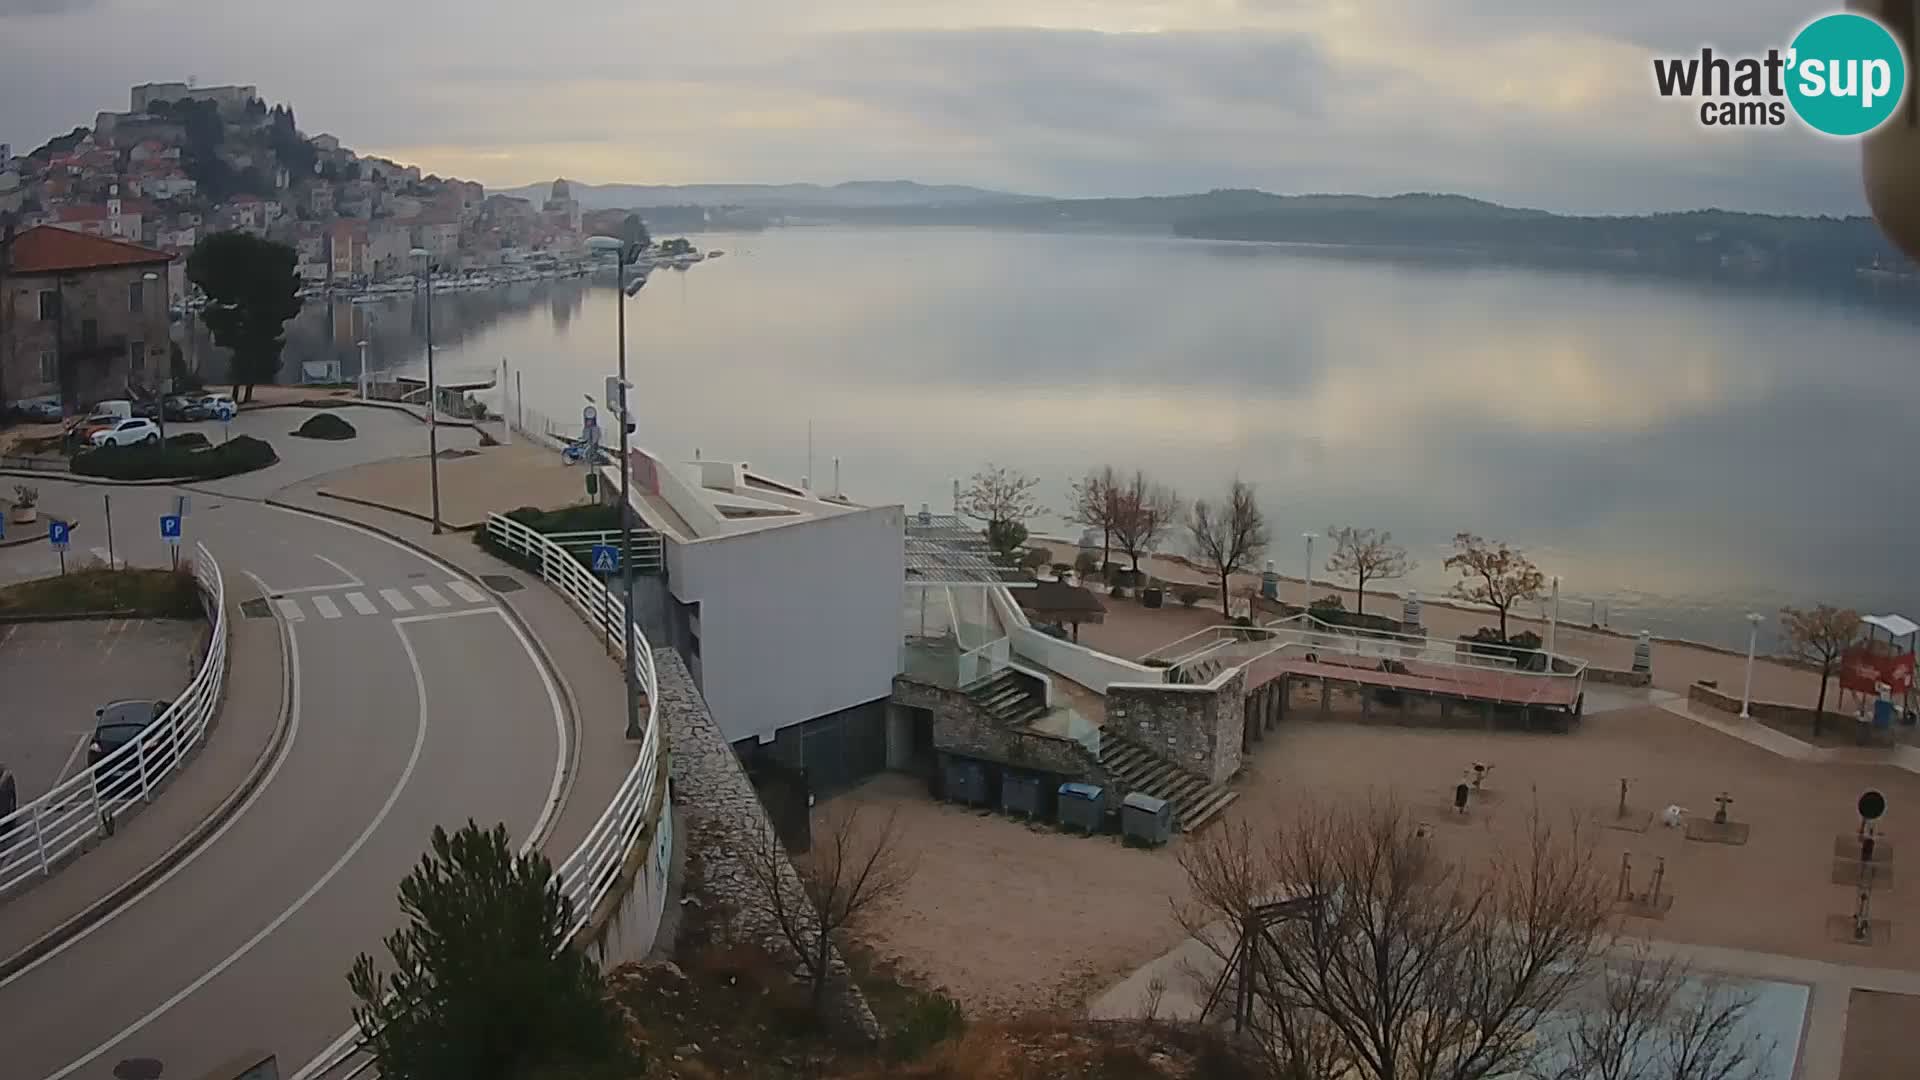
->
[[1177, 586, 1203, 607], [886, 990, 966, 1061], [73, 435, 278, 481], [1020, 547, 1052, 572], [1073, 551, 1100, 577], [165, 432, 210, 450], [292, 412, 357, 440]]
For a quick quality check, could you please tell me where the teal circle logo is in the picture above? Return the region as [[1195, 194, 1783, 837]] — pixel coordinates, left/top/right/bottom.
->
[[1787, 13, 1907, 136]]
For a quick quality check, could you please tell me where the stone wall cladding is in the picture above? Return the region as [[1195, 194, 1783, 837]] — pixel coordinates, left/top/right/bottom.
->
[[893, 675, 1104, 784], [1688, 680, 1828, 726], [1586, 666, 1652, 688], [658, 649, 880, 1040], [1105, 667, 1246, 784]]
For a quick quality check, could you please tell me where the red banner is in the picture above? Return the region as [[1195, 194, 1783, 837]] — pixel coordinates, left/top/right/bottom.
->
[[1841, 645, 1916, 695]]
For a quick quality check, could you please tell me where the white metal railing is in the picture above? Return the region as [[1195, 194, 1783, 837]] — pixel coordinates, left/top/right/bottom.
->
[[956, 635, 1011, 687], [482, 512, 664, 939], [0, 541, 227, 895], [542, 529, 665, 575]]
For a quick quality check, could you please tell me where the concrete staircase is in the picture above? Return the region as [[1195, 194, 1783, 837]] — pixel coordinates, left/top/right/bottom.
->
[[1098, 733, 1238, 832], [966, 670, 1050, 727]]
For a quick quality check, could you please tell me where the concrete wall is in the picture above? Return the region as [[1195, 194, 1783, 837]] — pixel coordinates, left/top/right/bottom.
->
[[667, 504, 906, 743], [1105, 668, 1247, 784], [992, 584, 1167, 693]]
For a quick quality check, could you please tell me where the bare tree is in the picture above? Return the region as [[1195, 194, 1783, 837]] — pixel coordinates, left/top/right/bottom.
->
[[1779, 604, 1861, 736], [1189, 478, 1269, 620], [1324, 525, 1414, 617], [1066, 465, 1122, 571], [1112, 470, 1182, 576], [1444, 532, 1545, 640], [958, 464, 1042, 531], [738, 804, 916, 1014], [1538, 940, 1769, 1080], [1176, 803, 1614, 1080]]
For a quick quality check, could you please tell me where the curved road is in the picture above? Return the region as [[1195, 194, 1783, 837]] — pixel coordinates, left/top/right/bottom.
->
[[0, 481, 567, 1080]]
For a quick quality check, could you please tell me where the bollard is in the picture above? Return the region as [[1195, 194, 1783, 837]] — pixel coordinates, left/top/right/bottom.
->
[[1632, 630, 1652, 675], [1261, 560, 1278, 601], [1403, 591, 1423, 633]]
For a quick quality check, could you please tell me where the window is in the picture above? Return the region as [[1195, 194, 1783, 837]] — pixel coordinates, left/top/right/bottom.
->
[[80, 319, 98, 348], [38, 290, 59, 321], [39, 351, 56, 384], [128, 280, 143, 313], [129, 340, 145, 373]]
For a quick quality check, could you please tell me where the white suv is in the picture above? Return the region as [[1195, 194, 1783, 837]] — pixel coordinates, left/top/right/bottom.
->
[[199, 394, 237, 421], [90, 418, 161, 447]]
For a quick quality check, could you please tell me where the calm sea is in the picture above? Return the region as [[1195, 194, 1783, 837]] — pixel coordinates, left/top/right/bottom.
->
[[282, 226, 1920, 652]]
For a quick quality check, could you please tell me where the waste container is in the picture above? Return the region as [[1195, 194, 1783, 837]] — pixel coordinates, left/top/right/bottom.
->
[[1058, 782, 1105, 833], [1121, 791, 1174, 846], [1001, 772, 1047, 819], [944, 757, 988, 807]]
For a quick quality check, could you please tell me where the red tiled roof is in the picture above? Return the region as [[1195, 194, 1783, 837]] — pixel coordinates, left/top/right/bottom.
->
[[5, 225, 173, 273]]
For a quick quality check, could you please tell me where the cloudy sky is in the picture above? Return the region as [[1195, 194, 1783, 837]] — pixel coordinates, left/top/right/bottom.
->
[[0, 0, 1875, 214]]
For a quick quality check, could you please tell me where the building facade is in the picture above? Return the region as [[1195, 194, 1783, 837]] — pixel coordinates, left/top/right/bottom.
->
[[0, 226, 173, 408]]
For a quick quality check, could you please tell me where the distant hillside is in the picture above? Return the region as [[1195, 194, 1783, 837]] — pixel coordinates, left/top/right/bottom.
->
[[500, 178, 1036, 211]]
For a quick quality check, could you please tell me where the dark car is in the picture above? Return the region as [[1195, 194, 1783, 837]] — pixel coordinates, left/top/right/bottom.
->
[[162, 395, 208, 422], [131, 398, 160, 419], [90, 700, 174, 793]]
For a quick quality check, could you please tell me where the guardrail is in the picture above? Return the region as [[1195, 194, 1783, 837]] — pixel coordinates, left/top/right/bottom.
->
[[542, 528, 665, 575], [482, 512, 663, 939], [0, 541, 226, 895]]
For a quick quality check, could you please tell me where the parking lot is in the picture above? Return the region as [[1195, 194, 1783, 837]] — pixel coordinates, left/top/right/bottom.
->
[[0, 618, 205, 805]]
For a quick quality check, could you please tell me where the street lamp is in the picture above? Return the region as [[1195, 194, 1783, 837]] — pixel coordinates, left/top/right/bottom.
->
[[1300, 532, 1317, 610], [143, 271, 166, 445], [1740, 613, 1765, 719], [585, 231, 649, 740], [356, 339, 371, 401], [1546, 575, 1560, 665], [409, 248, 442, 534]]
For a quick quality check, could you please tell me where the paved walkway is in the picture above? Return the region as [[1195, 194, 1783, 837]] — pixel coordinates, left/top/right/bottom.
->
[[1658, 694, 1920, 775], [312, 441, 584, 530], [0, 589, 284, 976]]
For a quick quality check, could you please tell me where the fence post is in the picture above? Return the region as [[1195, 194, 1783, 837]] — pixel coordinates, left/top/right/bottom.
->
[[90, 765, 107, 835], [31, 802, 50, 876], [170, 702, 185, 771], [136, 734, 151, 802]]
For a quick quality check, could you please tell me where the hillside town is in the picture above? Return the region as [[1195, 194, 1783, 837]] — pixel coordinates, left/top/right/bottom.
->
[[0, 81, 594, 297]]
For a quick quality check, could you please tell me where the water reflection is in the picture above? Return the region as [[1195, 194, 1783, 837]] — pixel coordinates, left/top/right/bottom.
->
[[275, 228, 1920, 648]]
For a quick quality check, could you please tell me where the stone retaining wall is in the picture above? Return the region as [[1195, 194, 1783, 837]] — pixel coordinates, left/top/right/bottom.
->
[[1106, 667, 1247, 783], [659, 649, 880, 1040], [1585, 666, 1651, 688], [1688, 680, 1823, 725]]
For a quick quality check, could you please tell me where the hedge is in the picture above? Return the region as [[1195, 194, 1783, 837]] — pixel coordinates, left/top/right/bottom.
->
[[74, 435, 279, 481], [292, 413, 357, 440]]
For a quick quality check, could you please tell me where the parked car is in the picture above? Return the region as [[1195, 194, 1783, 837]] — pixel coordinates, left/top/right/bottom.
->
[[17, 398, 63, 422], [90, 418, 162, 447], [162, 395, 209, 422], [90, 700, 174, 791], [131, 398, 160, 419], [198, 393, 238, 421]]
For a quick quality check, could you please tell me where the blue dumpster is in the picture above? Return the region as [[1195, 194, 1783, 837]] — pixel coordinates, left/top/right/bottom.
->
[[1058, 782, 1105, 833]]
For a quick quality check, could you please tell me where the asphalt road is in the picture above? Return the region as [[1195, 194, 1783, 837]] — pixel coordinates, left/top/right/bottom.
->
[[0, 479, 565, 1080]]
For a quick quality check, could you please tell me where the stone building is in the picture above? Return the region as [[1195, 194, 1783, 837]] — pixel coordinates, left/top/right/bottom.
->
[[0, 226, 174, 409]]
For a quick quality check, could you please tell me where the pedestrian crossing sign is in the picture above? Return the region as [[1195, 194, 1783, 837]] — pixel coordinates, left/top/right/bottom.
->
[[591, 544, 619, 574]]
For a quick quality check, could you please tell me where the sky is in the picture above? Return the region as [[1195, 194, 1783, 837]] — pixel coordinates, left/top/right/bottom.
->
[[0, 0, 1877, 215]]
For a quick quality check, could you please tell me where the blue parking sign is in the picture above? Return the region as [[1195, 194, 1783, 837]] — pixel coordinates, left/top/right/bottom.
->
[[160, 514, 182, 541], [590, 544, 619, 574], [48, 520, 69, 549]]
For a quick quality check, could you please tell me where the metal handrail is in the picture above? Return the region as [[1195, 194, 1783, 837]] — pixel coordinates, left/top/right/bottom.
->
[[481, 512, 663, 938], [0, 541, 227, 895], [1142, 615, 1590, 685]]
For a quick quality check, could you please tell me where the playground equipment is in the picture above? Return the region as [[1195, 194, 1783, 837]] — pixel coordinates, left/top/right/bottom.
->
[[1616, 852, 1671, 917]]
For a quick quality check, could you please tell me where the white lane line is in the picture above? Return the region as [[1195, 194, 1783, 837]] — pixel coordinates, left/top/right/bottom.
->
[[274, 598, 305, 622], [55, 731, 91, 784], [446, 580, 486, 604], [412, 584, 451, 608], [379, 588, 413, 613], [299, 604, 569, 1080], [48, 616, 431, 1080], [310, 595, 342, 620], [1, 571, 303, 991], [393, 607, 501, 626], [344, 591, 378, 616], [313, 553, 362, 586]]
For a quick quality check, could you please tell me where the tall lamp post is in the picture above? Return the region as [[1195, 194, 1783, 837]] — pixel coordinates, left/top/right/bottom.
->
[[1740, 612, 1765, 719], [586, 231, 649, 740], [1300, 532, 1317, 610], [143, 270, 165, 445], [409, 249, 442, 534]]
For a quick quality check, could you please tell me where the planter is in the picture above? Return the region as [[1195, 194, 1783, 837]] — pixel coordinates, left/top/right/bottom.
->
[[9, 505, 35, 526], [1142, 587, 1164, 609]]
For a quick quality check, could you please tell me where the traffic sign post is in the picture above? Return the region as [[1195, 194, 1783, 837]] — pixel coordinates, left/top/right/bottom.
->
[[591, 544, 620, 657], [161, 514, 182, 570], [48, 520, 69, 575]]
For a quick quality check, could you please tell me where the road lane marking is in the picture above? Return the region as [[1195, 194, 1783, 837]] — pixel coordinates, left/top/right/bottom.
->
[[0, 571, 304, 991], [313, 553, 362, 586], [47, 616, 432, 1080], [344, 591, 378, 616], [446, 580, 486, 604], [412, 584, 450, 608], [311, 595, 342, 620], [379, 588, 413, 612], [274, 598, 305, 622], [298, 604, 570, 1080], [55, 731, 91, 784], [393, 607, 501, 625]]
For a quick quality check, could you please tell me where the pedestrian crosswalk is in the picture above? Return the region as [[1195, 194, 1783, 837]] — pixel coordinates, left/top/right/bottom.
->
[[269, 581, 492, 622]]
